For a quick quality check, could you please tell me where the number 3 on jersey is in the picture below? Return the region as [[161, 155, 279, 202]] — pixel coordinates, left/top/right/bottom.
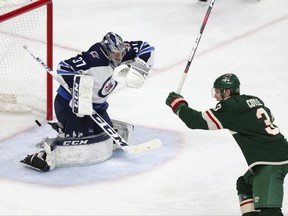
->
[[256, 107, 280, 135], [72, 57, 86, 67]]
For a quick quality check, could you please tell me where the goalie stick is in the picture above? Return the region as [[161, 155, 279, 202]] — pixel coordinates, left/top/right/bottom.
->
[[23, 45, 162, 154], [176, 0, 215, 94]]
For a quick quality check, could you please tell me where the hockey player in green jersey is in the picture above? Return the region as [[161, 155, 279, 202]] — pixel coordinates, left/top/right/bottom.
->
[[166, 73, 288, 216]]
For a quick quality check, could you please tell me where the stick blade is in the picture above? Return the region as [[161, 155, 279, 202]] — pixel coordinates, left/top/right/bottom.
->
[[124, 138, 162, 154]]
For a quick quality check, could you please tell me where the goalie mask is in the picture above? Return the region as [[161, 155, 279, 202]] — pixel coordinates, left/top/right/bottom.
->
[[213, 73, 240, 96], [100, 32, 126, 68]]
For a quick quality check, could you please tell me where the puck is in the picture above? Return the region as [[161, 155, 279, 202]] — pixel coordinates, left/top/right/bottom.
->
[[35, 120, 42, 127]]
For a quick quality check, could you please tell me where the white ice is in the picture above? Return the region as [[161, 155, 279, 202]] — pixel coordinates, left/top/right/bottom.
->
[[1, 0, 288, 215]]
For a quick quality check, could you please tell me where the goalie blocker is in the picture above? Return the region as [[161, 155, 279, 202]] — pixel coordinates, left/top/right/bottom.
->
[[21, 119, 134, 171], [71, 75, 94, 117]]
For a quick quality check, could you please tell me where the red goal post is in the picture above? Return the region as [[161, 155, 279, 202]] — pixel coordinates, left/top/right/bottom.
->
[[0, 0, 53, 120]]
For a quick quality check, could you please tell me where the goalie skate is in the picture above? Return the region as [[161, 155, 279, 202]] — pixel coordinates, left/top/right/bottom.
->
[[21, 151, 50, 172]]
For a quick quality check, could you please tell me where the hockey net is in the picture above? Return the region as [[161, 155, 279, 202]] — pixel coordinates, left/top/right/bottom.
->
[[0, 0, 53, 120]]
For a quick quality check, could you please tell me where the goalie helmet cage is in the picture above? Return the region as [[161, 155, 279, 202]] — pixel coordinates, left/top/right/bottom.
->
[[0, 0, 53, 120]]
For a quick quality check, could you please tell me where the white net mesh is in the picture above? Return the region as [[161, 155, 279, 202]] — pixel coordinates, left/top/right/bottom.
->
[[0, 0, 37, 14], [0, 0, 50, 116]]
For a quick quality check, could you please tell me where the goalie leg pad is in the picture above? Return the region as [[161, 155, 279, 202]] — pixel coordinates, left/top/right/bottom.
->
[[24, 132, 113, 170], [53, 132, 113, 167], [35, 137, 57, 148]]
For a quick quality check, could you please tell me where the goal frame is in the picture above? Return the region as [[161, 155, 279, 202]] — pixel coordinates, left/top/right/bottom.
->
[[0, 0, 53, 120]]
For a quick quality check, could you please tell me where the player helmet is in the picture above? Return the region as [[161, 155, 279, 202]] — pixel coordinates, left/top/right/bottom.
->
[[213, 73, 240, 95], [100, 32, 126, 67]]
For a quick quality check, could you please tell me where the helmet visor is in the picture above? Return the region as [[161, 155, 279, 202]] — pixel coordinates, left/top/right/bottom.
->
[[211, 87, 222, 98], [110, 49, 125, 61]]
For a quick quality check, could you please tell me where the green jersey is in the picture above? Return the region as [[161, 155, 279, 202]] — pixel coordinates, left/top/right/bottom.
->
[[178, 94, 288, 169]]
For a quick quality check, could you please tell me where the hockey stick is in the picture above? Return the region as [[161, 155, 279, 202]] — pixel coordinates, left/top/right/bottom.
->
[[176, 0, 215, 94], [23, 45, 162, 154]]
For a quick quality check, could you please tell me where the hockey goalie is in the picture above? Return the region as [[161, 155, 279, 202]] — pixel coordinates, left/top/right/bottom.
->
[[21, 32, 155, 171], [21, 119, 134, 171]]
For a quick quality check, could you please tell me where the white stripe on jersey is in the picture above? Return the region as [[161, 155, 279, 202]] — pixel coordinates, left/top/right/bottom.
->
[[202, 109, 223, 130]]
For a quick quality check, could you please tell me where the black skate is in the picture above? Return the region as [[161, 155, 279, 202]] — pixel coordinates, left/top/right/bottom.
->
[[20, 151, 50, 172]]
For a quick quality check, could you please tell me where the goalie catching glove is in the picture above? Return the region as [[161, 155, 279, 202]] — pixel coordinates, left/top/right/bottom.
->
[[166, 92, 188, 115], [113, 57, 150, 88]]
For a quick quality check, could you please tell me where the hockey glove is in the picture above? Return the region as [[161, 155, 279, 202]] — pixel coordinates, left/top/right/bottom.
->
[[113, 64, 146, 88], [113, 58, 150, 89], [166, 92, 188, 115], [127, 57, 150, 78]]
